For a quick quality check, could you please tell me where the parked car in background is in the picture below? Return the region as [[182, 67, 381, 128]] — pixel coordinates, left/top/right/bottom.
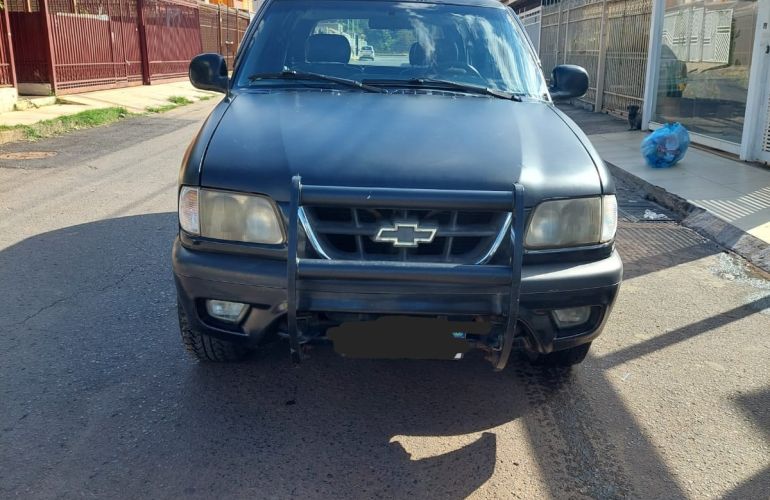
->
[[359, 45, 375, 61], [176, 0, 622, 370]]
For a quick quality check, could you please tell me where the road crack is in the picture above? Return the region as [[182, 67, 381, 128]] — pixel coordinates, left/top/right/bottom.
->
[[0, 266, 138, 329]]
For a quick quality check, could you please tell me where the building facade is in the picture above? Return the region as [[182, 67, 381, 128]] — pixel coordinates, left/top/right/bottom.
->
[[642, 0, 770, 163], [509, 0, 770, 164]]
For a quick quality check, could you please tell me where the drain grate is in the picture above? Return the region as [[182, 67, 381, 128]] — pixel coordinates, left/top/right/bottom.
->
[[618, 200, 677, 223]]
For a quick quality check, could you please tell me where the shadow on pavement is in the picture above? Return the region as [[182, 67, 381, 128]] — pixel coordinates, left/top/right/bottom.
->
[[0, 214, 518, 498], [723, 388, 770, 499], [0, 213, 763, 499]]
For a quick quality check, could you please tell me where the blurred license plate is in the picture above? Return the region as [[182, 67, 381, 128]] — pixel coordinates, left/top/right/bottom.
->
[[327, 316, 490, 360]]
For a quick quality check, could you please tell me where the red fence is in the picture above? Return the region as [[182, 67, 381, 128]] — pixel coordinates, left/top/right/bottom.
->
[[142, 0, 203, 81], [7, 0, 250, 94], [199, 2, 249, 68], [48, 0, 144, 92], [0, 7, 16, 87]]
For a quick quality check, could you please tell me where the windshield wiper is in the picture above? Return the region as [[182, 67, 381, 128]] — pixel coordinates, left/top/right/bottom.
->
[[248, 70, 387, 93], [364, 78, 522, 101]]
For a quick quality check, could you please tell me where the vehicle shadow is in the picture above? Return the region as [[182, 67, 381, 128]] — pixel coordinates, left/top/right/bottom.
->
[[175, 344, 519, 498], [0, 213, 523, 498], [0, 212, 759, 499]]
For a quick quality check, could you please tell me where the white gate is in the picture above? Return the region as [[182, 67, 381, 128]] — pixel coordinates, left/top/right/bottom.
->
[[537, 0, 653, 116], [519, 7, 542, 53]]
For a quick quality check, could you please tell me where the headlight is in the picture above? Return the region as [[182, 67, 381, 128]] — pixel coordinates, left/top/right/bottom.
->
[[178, 187, 285, 244], [525, 195, 617, 249]]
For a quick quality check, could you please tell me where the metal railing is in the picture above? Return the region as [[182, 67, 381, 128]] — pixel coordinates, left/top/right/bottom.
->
[[537, 0, 652, 116], [7, 0, 251, 94]]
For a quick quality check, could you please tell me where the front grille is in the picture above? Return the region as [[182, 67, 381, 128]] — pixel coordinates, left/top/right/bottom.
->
[[301, 207, 511, 264]]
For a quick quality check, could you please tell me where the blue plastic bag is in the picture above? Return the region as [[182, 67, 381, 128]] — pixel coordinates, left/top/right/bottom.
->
[[641, 122, 690, 168]]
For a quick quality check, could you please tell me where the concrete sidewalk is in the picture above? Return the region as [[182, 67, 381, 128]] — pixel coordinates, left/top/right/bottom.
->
[[561, 105, 770, 271], [0, 81, 217, 127]]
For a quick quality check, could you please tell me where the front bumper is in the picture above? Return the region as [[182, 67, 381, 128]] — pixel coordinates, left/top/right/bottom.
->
[[174, 179, 622, 366], [173, 238, 622, 354]]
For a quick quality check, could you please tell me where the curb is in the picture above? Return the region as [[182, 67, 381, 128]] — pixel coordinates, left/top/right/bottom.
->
[[606, 161, 770, 274]]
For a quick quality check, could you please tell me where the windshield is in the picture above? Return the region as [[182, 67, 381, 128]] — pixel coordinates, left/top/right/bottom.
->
[[235, 0, 548, 98]]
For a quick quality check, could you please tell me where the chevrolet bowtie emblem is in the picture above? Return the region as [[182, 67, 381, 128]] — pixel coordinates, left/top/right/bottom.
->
[[374, 221, 438, 247]]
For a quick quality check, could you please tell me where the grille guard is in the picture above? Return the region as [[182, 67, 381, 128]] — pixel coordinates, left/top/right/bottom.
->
[[287, 176, 526, 370]]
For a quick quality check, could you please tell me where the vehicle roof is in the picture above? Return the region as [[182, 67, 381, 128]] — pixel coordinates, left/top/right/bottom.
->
[[272, 0, 507, 9]]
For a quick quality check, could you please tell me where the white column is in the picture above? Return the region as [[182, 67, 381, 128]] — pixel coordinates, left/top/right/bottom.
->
[[740, 0, 770, 161], [641, 0, 665, 130], [594, 0, 609, 113]]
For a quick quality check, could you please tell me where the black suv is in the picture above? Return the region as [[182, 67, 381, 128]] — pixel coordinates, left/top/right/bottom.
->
[[174, 0, 622, 369]]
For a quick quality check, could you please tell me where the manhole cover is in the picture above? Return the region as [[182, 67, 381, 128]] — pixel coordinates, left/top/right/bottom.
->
[[0, 151, 56, 160]]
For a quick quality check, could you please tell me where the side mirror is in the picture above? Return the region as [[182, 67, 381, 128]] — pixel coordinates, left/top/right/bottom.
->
[[549, 65, 589, 101], [189, 53, 228, 93]]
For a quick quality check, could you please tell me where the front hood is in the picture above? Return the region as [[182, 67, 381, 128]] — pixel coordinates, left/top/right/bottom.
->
[[201, 91, 603, 206]]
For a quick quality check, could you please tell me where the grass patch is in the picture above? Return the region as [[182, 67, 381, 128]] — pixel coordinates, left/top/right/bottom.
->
[[168, 95, 193, 105], [2, 94, 204, 143], [0, 107, 131, 141], [146, 95, 196, 113], [146, 103, 178, 113]]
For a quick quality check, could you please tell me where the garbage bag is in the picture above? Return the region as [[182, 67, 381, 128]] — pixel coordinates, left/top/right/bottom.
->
[[640, 122, 690, 168]]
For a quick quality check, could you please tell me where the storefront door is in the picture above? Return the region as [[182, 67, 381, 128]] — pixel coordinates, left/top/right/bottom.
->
[[650, 0, 759, 152]]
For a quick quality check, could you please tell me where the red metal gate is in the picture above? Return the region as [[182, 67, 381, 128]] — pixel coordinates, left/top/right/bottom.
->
[[7, 0, 248, 94], [48, 0, 144, 92], [9, 0, 143, 93], [0, 5, 17, 87], [141, 0, 202, 82], [8, 0, 48, 85], [199, 2, 249, 69]]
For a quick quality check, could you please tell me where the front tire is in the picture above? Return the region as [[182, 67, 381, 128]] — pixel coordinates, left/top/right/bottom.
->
[[177, 304, 249, 362], [530, 342, 591, 368]]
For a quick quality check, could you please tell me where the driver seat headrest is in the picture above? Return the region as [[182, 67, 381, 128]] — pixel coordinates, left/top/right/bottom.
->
[[306, 34, 351, 64]]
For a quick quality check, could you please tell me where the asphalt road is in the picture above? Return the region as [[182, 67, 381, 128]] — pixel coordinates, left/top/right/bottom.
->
[[1, 100, 768, 499]]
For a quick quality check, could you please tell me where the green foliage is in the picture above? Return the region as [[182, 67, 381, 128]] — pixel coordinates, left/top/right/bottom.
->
[[362, 27, 415, 54], [1, 107, 132, 141], [338, 18, 415, 55], [167, 96, 193, 105], [146, 104, 178, 113], [147, 95, 196, 113]]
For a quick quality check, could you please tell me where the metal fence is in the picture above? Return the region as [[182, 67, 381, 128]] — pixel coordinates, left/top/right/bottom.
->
[[539, 0, 561, 82], [50, 0, 144, 92], [601, 0, 651, 115], [537, 0, 651, 116], [142, 0, 203, 81], [0, 7, 16, 87], [199, 2, 250, 69], [519, 6, 541, 53], [8, 2, 48, 85], [7, 0, 251, 94]]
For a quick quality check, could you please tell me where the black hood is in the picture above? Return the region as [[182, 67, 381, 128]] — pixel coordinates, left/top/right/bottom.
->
[[200, 90, 606, 206]]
